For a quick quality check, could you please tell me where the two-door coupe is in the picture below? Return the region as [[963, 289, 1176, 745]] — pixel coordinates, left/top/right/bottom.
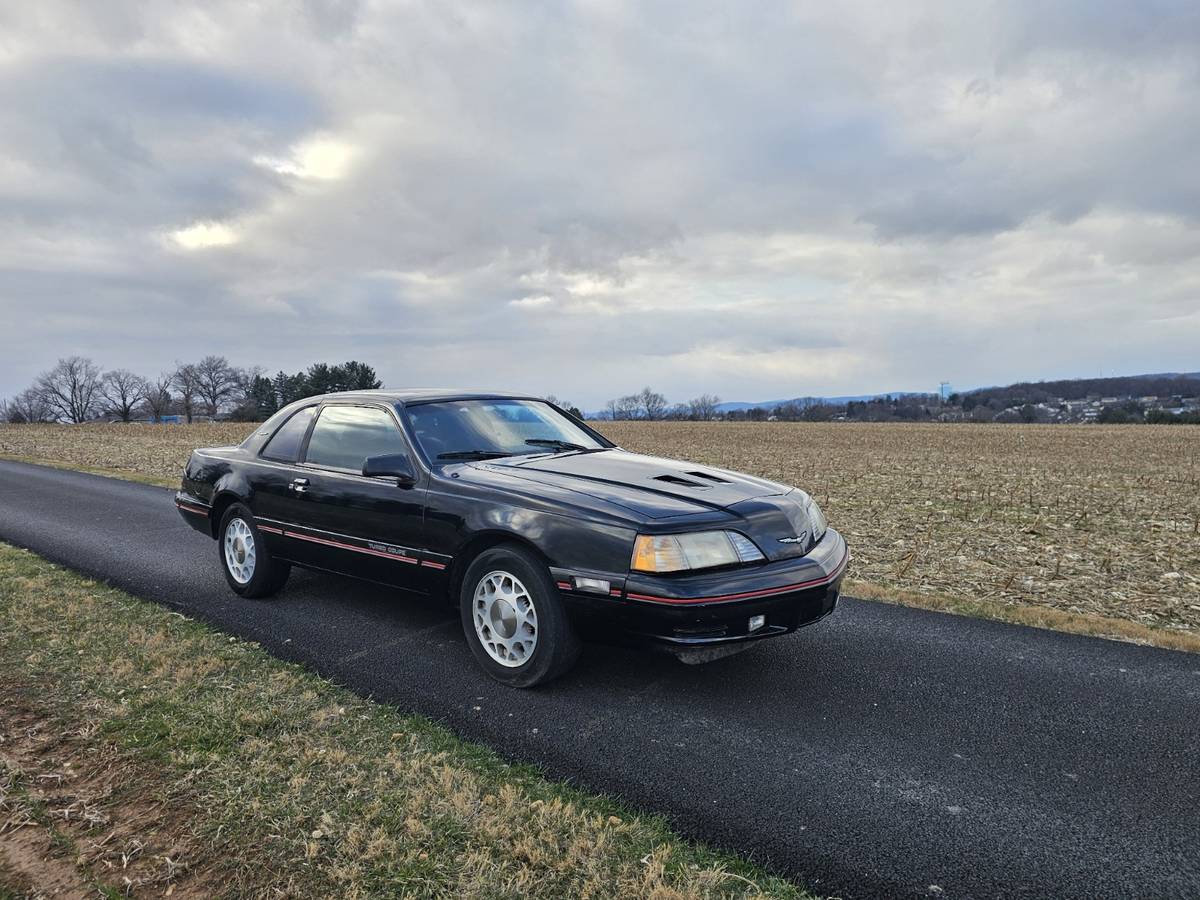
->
[[176, 390, 848, 686]]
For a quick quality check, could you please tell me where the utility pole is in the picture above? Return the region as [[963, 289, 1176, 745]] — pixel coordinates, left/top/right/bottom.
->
[[939, 381, 951, 403]]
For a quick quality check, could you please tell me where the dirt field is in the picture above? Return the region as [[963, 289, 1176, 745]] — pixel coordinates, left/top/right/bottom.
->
[[2, 421, 1198, 641]]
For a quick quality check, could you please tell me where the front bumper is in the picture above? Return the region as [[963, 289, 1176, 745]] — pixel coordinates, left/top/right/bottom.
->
[[557, 528, 848, 656]]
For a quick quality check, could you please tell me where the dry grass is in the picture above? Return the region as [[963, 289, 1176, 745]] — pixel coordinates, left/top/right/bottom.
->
[[0, 543, 810, 899], [0, 423, 243, 489], [2, 420, 1199, 644]]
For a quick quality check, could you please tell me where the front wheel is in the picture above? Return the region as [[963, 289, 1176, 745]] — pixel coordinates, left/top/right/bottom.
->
[[218, 503, 291, 598], [459, 545, 581, 688]]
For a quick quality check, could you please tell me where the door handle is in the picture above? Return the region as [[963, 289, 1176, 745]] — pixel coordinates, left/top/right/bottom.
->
[[289, 477, 309, 494]]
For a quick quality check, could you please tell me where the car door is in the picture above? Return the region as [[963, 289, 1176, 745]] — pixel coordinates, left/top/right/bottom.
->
[[288, 402, 433, 594], [248, 404, 322, 563]]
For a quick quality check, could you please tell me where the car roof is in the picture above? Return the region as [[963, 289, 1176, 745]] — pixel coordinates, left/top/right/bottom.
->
[[300, 389, 541, 407]]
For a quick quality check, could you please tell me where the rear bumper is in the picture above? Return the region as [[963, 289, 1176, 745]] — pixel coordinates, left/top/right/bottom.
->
[[557, 528, 848, 654], [174, 491, 213, 536]]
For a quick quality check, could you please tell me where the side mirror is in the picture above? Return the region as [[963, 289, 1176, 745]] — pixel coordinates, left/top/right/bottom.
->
[[362, 453, 417, 487]]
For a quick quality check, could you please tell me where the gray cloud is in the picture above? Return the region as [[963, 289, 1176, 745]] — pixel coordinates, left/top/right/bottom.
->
[[1, 0, 1198, 409]]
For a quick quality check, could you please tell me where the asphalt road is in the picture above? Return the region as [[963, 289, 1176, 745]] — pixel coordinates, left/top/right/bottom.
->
[[1, 460, 1197, 898]]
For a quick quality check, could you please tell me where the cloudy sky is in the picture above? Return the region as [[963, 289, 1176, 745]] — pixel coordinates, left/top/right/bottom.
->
[[1, 1, 1198, 408]]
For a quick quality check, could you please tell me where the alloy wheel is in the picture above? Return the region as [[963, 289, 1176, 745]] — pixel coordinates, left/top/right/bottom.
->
[[223, 517, 257, 585], [473, 570, 538, 667]]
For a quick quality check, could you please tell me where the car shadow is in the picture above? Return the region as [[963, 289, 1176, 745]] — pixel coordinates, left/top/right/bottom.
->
[[276, 565, 835, 711]]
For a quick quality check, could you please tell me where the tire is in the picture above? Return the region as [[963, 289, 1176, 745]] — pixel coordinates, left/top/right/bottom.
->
[[459, 544, 581, 688], [218, 502, 291, 599]]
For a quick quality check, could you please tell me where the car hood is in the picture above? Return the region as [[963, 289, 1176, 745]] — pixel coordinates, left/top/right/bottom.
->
[[479, 450, 790, 519]]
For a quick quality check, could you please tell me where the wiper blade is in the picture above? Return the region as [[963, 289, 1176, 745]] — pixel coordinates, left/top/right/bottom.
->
[[525, 438, 589, 452], [437, 450, 512, 460]]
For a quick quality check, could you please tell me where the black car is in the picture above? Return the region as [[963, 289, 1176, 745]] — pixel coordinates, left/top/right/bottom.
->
[[176, 390, 847, 686]]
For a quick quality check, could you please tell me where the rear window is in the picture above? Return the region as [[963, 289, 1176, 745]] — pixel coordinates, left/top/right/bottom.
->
[[261, 406, 316, 462]]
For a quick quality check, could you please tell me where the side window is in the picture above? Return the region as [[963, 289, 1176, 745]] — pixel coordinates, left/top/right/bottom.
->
[[304, 406, 407, 472], [260, 406, 316, 462]]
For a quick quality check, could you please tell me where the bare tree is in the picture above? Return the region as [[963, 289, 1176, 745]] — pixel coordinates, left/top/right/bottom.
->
[[142, 373, 174, 422], [637, 386, 668, 421], [36, 356, 103, 423], [172, 363, 200, 423], [614, 394, 640, 420], [687, 394, 721, 420], [4, 388, 53, 423], [774, 401, 803, 421], [100, 369, 148, 422], [195, 355, 240, 417]]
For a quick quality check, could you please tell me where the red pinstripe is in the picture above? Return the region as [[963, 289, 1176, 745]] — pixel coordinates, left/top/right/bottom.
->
[[283, 530, 418, 564]]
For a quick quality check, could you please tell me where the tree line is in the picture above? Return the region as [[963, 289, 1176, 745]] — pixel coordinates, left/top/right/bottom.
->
[[601, 387, 722, 421], [1, 356, 381, 424]]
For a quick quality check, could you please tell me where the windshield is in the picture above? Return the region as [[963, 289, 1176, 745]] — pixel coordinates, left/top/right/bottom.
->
[[404, 399, 607, 461]]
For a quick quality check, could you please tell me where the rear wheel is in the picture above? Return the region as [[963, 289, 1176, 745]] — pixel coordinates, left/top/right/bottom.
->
[[460, 545, 580, 688], [218, 503, 290, 598]]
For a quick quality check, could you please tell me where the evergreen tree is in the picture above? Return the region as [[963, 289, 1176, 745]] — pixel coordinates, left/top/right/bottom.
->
[[249, 374, 279, 419]]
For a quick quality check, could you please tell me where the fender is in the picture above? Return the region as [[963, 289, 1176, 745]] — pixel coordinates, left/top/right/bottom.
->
[[456, 502, 636, 576]]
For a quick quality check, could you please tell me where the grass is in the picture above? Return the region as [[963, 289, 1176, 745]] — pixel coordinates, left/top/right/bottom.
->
[[2, 420, 1198, 651], [0, 542, 813, 898], [844, 578, 1200, 653]]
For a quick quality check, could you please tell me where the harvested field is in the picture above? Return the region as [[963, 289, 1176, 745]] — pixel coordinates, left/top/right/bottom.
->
[[2, 421, 1198, 641], [0, 422, 246, 488]]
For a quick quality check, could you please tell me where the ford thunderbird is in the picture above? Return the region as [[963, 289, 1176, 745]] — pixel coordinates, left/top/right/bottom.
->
[[176, 391, 847, 686]]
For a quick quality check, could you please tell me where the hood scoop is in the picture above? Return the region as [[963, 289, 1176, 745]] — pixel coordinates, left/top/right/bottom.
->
[[651, 470, 735, 489], [653, 474, 707, 488], [687, 470, 733, 484]]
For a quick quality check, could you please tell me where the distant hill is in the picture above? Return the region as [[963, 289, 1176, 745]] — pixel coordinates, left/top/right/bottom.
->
[[715, 392, 928, 413], [711, 373, 1200, 413], [586, 371, 1199, 419], [962, 372, 1200, 406]]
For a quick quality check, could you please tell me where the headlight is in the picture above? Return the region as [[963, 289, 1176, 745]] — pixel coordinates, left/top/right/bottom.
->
[[630, 530, 765, 573], [802, 493, 827, 543]]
